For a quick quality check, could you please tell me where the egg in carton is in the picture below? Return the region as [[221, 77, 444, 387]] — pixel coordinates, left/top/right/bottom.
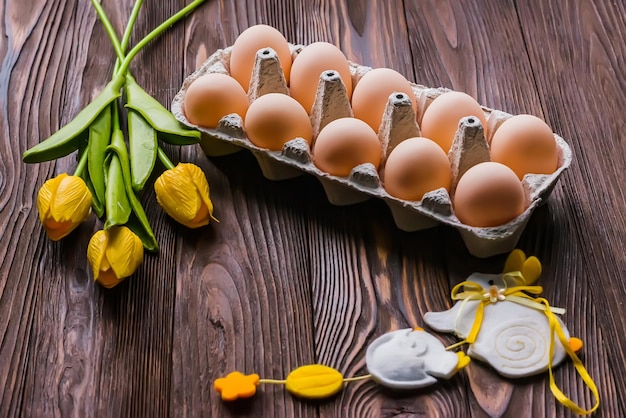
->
[[171, 44, 572, 258]]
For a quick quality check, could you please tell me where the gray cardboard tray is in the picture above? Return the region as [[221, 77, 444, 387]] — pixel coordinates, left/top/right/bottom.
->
[[172, 44, 571, 258]]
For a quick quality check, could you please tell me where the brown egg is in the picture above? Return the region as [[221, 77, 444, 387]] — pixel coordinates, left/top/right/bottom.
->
[[351, 68, 417, 133], [453, 162, 526, 227], [384, 137, 452, 201], [229, 25, 292, 91], [490, 114, 558, 180], [244, 93, 312, 150], [183, 73, 249, 128], [313, 118, 382, 177], [420, 91, 488, 153], [289, 42, 352, 114]]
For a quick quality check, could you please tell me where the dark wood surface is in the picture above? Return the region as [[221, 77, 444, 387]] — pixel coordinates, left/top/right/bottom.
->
[[1, 0, 624, 416]]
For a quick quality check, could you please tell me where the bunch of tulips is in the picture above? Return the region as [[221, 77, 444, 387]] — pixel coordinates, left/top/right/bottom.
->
[[23, 0, 215, 288]]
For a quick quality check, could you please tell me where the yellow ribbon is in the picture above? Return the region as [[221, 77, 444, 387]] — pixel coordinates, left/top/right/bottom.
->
[[450, 279, 547, 344], [538, 297, 600, 415], [448, 274, 600, 415]]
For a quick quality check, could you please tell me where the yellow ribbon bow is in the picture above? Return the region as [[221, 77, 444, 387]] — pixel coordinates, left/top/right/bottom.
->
[[449, 271, 599, 415]]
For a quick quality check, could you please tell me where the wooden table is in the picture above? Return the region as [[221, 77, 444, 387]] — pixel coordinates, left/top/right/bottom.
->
[[2, 0, 624, 416]]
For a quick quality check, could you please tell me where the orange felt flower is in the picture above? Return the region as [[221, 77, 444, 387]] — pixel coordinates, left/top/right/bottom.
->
[[214, 371, 260, 401]]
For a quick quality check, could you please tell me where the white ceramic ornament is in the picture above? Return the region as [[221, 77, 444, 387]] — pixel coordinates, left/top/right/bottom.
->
[[424, 269, 578, 379], [366, 328, 466, 389]]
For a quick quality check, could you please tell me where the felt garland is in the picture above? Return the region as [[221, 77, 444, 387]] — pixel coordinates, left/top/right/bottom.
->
[[213, 250, 600, 415]]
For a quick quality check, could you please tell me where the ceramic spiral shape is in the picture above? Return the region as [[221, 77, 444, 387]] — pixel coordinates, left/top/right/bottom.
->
[[477, 319, 550, 376]]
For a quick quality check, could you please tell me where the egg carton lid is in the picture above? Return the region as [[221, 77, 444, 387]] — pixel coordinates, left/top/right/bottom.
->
[[171, 44, 572, 258]]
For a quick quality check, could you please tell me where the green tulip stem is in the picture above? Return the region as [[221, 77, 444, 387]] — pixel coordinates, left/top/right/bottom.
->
[[74, 145, 89, 178], [112, 99, 121, 131], [114, 0, 144, 74], [92, 0, 204, 79], [157, 147, 175, 170], [90, 0, 143, 74], [89, 0, 125, 63], [116, 0, 205, 77]]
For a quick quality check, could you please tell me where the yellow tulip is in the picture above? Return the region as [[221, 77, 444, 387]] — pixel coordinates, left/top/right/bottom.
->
[[154, 163, 217, 228], [37, 173, 92, 241], [87, 226, 143, 288]]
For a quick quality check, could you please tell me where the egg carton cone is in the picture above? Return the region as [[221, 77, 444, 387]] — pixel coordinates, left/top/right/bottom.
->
[[171, 44, 572, 258]]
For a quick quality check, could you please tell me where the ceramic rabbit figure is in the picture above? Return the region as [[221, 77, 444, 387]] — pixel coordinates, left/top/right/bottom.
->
[[366, 328, 469, 389], [424, 250, 582, 379]]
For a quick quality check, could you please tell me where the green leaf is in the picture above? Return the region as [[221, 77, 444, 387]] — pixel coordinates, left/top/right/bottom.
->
[[125, 75, 200, 145], [128, 108, 157, 192], [108, 126, 158, 251], [126, 213, 158, 252], [23, 74, 124, 163], [88, 105, 112, 205], [104, 142, 131, 228]]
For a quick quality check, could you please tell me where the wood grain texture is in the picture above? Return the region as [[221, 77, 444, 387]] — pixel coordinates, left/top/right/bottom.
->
[[513, 1, 626, 416], [1, 0, 625, 417], [1, 1, 101, 417], [174, 2, 317, 416]]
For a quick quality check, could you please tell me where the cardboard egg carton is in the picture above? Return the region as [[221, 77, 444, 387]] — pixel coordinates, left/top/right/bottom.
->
[[171, 44, 572, 258]]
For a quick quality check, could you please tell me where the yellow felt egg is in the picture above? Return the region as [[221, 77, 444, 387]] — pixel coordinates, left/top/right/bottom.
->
[[285, 364, 344, 399], [490, 114, 558, 180], [244, 93, 312, 150], [313, 117, 382, 177], [420, 91, 488, 153], [384, 137, 452, 201], [351, 68, 417, 133], [183, 73, 249, 128], [453, 162, 526, 227], [289, 42, 352, 114], [229, 24, 292, 92]]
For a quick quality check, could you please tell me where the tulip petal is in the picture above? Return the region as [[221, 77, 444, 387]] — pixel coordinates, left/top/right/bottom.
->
[[97, 269, 121, 289], [87, 230, 109, 279], [106, 226, 143, 278], [43, 220, 76, 241], [154, 163, 217, 228], [155, 166, 201, 223], [37, 174, 67, 223], [51, 175, 92, 222], [100, 254, 111, 272], [190, 202, 210, 227], [38, 174, 86, 240], [185, 163, 215, 220]]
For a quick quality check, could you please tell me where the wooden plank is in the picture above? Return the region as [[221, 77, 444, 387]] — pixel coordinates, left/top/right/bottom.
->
[[404, 0, 617, 416], [404, 1, 548, 416], [513, 0, 626, 416], [290, 1, 468, 416], [171, 2, 319, 416], [404, 0, 543, 112], [87, 2, 186, 416], [0, 1, 107, 416], [1, 0, 187, 416]]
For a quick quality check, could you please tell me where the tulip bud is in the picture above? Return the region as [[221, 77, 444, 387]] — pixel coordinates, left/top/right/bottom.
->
[[37, 173, 92, 241], [154, 163, 217, 228], [87, 226, 143, 288]]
